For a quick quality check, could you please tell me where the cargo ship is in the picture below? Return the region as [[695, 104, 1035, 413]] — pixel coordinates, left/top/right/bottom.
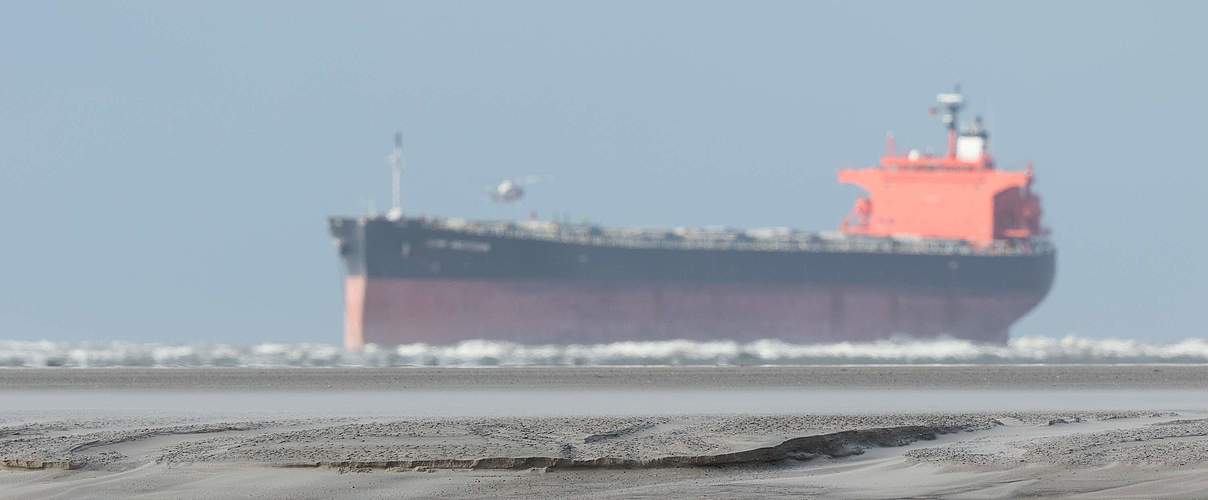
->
[[330, 89, 1055, 350]]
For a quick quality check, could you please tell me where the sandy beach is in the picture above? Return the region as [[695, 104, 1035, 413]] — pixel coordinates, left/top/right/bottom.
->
[[4, 366, 1208, 498]]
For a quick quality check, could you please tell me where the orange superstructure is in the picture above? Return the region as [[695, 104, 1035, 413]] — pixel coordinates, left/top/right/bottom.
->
[[840, 88, 1044, 247]]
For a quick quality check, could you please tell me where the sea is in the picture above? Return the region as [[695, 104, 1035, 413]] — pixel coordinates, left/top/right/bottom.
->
[[4, 335, 1208, 368]]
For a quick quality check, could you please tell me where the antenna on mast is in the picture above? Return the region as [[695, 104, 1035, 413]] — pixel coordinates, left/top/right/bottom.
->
[[387, 131, 404, 220], [935, 84, 964, 158]]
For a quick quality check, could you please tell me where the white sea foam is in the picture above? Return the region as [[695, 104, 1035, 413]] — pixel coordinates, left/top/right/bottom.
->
[[2, 336, 1208, 367]]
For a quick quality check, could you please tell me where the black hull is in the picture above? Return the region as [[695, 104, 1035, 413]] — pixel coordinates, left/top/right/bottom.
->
[[330, 217, 1055, 348]]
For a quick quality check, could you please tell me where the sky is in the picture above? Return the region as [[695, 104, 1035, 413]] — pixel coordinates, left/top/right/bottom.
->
[[1, 1, 1205, 343]]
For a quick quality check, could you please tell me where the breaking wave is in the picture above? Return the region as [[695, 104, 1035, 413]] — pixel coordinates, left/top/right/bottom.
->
[[3, 336, 1208, 367]]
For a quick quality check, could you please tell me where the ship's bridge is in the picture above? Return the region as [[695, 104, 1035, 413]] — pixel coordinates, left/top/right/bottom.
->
[[839, 89, 1045, 247]]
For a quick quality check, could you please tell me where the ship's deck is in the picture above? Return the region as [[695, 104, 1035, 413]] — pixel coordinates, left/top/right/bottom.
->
[[361, 216, 1053, 257]]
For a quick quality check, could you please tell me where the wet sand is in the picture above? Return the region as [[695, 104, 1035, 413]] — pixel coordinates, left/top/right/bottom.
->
[[3, 366, 1208, 498], [3, 365, 1207, 391]]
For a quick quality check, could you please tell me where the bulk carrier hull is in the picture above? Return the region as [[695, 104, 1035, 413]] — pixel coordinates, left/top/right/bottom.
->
[[331, 217, 1055, 350]]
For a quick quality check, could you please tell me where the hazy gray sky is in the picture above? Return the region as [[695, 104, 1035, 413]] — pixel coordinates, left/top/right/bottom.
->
[[2, 1, 1204, 343]]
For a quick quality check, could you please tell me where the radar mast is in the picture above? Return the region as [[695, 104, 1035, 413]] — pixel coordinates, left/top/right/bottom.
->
[[935, 85, 964, 159]]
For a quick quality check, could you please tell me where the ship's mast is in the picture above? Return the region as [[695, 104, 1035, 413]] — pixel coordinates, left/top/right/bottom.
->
[[387, 131, 404, 220], [935, 85, 964, 159]]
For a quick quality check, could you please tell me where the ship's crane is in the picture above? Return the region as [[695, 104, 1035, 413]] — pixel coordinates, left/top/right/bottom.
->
[[487, 175, 551, 204]]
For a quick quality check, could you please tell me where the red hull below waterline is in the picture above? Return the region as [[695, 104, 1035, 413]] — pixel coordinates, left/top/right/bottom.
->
[[343, 277, 1046, 350]]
